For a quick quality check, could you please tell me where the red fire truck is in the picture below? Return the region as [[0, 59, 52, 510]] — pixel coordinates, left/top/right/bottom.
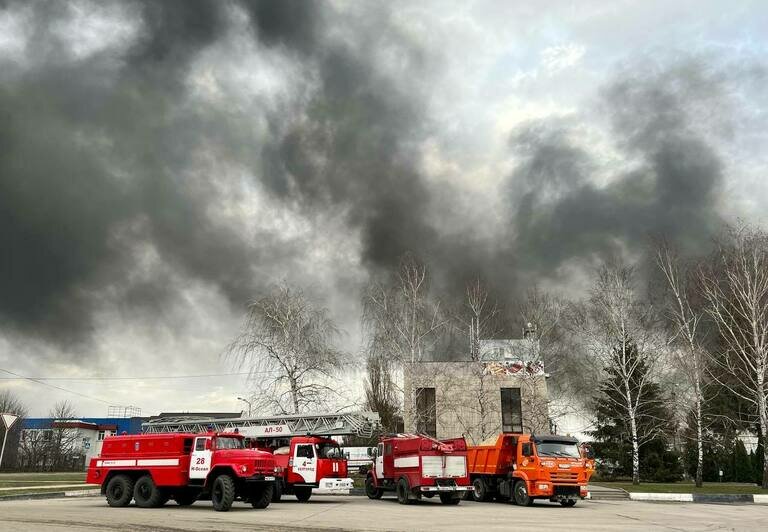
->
[[253, 435, 353, 502], [85, 431, 277, 512], [364, 434, 473, 505]]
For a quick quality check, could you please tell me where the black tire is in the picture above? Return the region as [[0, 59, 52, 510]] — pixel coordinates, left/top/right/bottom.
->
[[105, 474, 134, 507], [174, 490, 198, 506], [295, 486, 312, 502], [211, 475, 236, 512], [396, 477, 412, 505], [561, 499, 577, 507], [271, 479, 283, 502], [251, 484, 273, 509], [439, 493, 461, 505], [513, 480, 533, 507], [472, 478, 490, 502], [365, 475, 383, 500], [134, 475, 163, 508]]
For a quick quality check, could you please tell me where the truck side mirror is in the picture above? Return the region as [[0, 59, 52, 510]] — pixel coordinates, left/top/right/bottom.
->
[[583, 445, 595, 459], [205, 439, 212, 451], [370, 447, 378, 457]]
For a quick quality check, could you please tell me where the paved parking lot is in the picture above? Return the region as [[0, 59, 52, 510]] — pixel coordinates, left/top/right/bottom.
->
[[1, 495, 767, 531]]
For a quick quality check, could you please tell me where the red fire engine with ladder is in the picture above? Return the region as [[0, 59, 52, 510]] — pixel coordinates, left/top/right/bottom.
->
[[142, 411, 380, 503]]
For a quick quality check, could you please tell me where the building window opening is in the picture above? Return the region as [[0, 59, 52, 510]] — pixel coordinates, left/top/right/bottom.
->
[[500, 387, 523, 432], [415, 387, 437, 437]]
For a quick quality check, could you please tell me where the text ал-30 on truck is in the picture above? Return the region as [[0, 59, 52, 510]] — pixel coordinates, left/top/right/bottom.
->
[[86, 430, 277, 511]]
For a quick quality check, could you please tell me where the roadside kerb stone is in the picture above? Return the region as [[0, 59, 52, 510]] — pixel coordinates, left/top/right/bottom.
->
[[629, 492, 767, 504], [0, 489, 100, 502]]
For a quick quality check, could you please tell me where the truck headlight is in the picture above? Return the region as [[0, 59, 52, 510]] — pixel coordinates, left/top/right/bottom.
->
[[538, 483, 550, 491], [541, 461, 555, 468], [240, 465, 248, 473]]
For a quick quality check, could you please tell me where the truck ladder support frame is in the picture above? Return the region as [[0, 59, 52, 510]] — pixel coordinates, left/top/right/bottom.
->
[[142, 411, 380, 438]]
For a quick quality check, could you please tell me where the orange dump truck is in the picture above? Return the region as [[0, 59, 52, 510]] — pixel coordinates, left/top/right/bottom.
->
[[466, 433, 594, 507]]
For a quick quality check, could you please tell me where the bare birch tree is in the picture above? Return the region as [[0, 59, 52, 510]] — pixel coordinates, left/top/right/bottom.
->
[[699, 226, 768, 488], [656, 241, 710, 487], [49, 400, 78, 471], [456, 277, 502, 361], [516, 287, 569, 430], [229, 284, 345, 415], [443, 278, 504, 441], [362, 253, 446, 432], [572, 262, 666, 484]]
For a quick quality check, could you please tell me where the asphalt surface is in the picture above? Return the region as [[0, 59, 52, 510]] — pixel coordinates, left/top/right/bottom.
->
[[1, 495, 767, 531]]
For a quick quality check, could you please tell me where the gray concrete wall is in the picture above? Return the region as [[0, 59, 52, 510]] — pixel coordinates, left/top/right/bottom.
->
[[403, 361, 549, 444]]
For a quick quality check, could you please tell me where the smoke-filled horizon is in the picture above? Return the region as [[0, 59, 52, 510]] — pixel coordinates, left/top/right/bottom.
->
[[1, 0, 767, 416]]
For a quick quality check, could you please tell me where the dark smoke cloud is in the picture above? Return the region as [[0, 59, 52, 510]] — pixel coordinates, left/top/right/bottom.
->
[[507, 58, 736, 283], [0, 0, 437, 348], [0, 0, 762, 361]]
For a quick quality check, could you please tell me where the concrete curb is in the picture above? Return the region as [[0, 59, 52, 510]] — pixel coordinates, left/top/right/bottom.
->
[[628, 492, 766, 504], [0, 489, 100, 502]]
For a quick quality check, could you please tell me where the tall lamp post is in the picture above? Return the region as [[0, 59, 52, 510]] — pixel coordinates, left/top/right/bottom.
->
[[237, 397, 252, 418]]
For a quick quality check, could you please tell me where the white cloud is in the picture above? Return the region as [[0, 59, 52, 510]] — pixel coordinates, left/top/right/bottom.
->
[[540, 43, 586, 73]]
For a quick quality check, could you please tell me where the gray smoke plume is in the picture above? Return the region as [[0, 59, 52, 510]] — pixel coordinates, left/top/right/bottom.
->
[[0, 1, 764, 359]]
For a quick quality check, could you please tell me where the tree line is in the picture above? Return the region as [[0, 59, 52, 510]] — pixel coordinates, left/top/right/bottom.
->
[[0, 396, 85, 472]]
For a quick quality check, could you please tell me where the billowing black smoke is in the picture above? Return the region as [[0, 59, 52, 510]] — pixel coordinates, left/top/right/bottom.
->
[[0, 1, 759, 355]]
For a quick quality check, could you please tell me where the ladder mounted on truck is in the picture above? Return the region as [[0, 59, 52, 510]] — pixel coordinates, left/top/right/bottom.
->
[[142, 411, 380, 438]]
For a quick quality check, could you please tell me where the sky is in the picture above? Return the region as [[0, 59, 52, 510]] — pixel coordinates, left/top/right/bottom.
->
[[1, 0, 767, 417]]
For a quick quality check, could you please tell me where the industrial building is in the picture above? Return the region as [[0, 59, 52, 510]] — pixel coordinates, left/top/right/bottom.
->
[[403, 338, 550, 445]]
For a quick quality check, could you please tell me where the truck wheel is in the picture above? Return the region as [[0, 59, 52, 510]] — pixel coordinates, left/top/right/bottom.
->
[[271, 479, 282, 502], [513, 480, 534, 507], [174, 490, 198, 506], [439, 493, 461, 505], [250, 483, 273, 509], [134, 475, 163, 508], [211, 475, 236, 512], [365, 476, 383, 500], [396, 478, 413, 505], [295, 486, 312, 502], [560, 499, 577, 507], [105, 474, 134, 507], [472, 478, 489, 502]]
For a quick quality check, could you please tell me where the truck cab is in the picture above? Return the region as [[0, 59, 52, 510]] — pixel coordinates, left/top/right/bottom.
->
[[365, 434, 473, 505], [86, 431, 277, 512], [262, 436, 353, 502]]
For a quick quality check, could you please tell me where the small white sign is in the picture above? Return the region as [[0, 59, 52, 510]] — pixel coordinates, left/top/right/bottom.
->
[[1, 414, 19, 430], [238, 424, 291, 438]]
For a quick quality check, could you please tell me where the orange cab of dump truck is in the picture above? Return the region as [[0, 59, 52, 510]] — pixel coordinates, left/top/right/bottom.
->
[[466, 433, 594, 507]]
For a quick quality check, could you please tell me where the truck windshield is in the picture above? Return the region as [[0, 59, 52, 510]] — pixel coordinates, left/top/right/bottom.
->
[[317, 443, 342, 459], [536, 441, 581, 458], [216, 437, 244, 450]]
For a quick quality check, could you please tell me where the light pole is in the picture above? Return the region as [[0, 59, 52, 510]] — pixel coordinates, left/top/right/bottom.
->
[[237, 397, 252, 417]]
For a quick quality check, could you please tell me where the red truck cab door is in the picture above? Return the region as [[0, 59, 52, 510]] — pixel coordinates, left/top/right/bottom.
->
[[190, 436, 212, 480], [292, 443, 317, 484]]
